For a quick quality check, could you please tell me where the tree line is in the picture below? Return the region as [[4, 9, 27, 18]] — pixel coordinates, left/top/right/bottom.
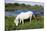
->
[[5, 3, 44, 11]]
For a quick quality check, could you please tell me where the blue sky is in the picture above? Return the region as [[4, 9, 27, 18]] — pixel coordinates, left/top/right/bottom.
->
[[5, 0, 44, 6]]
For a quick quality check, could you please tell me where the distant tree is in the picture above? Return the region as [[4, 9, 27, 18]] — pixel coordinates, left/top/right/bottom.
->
[[5, 3, 13, 7], [21, 3, 26, 6], [14, 3, 20, 6], [26, 4, 31, 7], [31, 5, 43, 10]]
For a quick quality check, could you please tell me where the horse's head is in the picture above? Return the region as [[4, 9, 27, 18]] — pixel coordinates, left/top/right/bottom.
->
[[14, 17, 19, 26]]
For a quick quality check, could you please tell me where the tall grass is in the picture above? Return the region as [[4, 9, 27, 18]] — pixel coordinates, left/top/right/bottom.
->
[[5, 16, 44, 31]]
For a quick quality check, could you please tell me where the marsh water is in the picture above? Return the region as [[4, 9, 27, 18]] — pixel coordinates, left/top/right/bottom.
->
[[5, 10, 44, 16]]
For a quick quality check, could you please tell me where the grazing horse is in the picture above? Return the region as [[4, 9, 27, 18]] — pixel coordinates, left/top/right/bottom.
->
[[14, 11, 35, 26]]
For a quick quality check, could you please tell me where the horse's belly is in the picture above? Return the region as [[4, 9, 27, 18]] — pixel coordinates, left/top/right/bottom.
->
[[22, 14, 30, 19], [20, 13, 32, 19], [24, 16, 29, 19]]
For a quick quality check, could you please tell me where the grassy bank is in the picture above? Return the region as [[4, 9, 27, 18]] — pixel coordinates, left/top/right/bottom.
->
[[5, 16, 44, 31]]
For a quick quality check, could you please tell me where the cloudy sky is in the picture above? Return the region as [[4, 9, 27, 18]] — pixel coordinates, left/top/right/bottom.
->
[[5, 0, 44, 6]]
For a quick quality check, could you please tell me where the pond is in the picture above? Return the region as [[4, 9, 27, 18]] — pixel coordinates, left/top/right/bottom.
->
[[5, 10, 44, 16]]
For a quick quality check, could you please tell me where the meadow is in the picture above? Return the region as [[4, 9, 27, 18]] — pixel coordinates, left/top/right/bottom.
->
[[5, 16, 44, 31]]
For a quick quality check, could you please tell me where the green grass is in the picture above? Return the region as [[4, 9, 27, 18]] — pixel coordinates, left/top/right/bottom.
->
[[5, 16, 44, 31]]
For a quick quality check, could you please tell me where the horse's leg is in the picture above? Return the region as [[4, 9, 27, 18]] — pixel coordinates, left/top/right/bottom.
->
[[30, 16, 32, 22], [33, 15, 37, 21], [20, 19, 21, 23], [22, 19, 24, 24]]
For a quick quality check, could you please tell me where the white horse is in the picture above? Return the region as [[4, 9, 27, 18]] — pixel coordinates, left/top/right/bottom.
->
[[14, 11, 35, 26]]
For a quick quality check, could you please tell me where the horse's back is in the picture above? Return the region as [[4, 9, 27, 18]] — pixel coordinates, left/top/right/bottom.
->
[[16, 11, 33, 19]]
